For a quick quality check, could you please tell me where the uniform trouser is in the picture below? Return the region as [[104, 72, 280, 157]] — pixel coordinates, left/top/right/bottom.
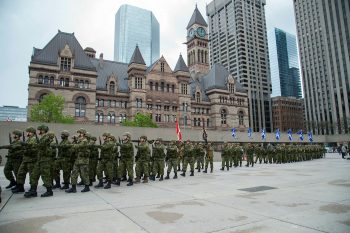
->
[[4, 158, 22, 182], [205, 156, 213, 170], [118, 159, 133, 180], [96, 159, 113, 181], [30, 161, 53, 188], [229, 155, 234, 166], [135, 161, 149, 177], [54, 158, 71, 184], [221, 155, 229, 168], [167, 158, 178, 173], [153, 160, 164, 176], [89, 158, 98, 181], [17, 161, 36, 185], [196, 156, 204, 169], [112, 158, 118, 179], [267, 154, 274, 163], [182, 157, 194, 172], [246, 155, 254, 167], [177, 157, 182, 170], [71, 162, 89, 185]]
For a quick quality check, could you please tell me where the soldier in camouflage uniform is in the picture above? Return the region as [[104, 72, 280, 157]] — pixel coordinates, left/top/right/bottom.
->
[[52, 130, 72, 190], [165, 140, 178, 179], [0, 130, 24, 190], [24, 125, 54, 198], [203, 142, 214, 173], [12, 127, 38, 193], [89, 136, 98, 186], [232, 143, 243, 168], [116, 132, 134, 186], [95, 133, 115, 189], [266, 143, 275, 164], [196, 143, 205, 172], [180, 140, 195, 177], [245, 143, 255, 167], [135, 136, 151, 183], [177, 141, 184, 171], [65, 129, 90, 193], [220, 143, 230, 171], [150, 138, 166, 181]]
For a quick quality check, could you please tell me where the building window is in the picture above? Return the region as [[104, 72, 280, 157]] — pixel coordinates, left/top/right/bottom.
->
[[221, 109, 227, 125], [164, 105, 170, 111], [238, 111, 244, 125], [229, 83, 234, 93], [147, 104, 153, 110], [167, 84, 170, 92], [150, 82, 153, 90], [65, 78, 69, 87], [171, 84, 175, 93], [155, 82, 159, 91], [196, 92, 201, 103], [207, 118, 210, 127], [111, 100, 116, 107], [136, 98, 142, 108], [109, 81, 115, 95], [181, 83, 188, 94], [75, 96, 86, 117], [156, 114, 161, 122], [156, 104, 161, 110], [107, 113, 115, 124], [59, 78, 64, 87], [161, 62, 165, 72], [79, 80, 84, 89], [194, 118, 197, 126], [38, 93, 48, 103], [119, 113, 126, 122], [84, 80, 89, 89], [161, 82, 164, 92], [60, 57, 71, 71], [96, 112, 103, 123], [99, 99, 104, 107], [49, 76, 54, 85], [44, 76, 49, 85], [75, 79, 79, 88], [135, 77, 143, 89], [38, 75, 43, 84]]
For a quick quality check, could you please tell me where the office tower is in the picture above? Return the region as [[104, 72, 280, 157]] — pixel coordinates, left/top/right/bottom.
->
[[206, 0, 272, 132], [268, 28, 302, 98], [293, 0, 350, 134], [114, 4, 159, 66]]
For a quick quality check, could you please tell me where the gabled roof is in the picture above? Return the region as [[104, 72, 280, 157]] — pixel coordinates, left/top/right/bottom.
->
[[187, 5, 208, 29], [235, 80, 247, 93], [31, 31, 95, 71], [129, 45, 146, 65], [202, 63, 229, 91], [174, 54, 189, 72]]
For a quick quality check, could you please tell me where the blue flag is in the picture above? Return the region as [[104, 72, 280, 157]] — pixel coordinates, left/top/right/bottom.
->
[[297, 130, 304, 141], [247, 127, 252, 139], [287, 129, 293, 141], [231, 128, 237, 139], [308, 131, 313, 142], [261, 128, 266, 141], [275, 128, 280, 141]]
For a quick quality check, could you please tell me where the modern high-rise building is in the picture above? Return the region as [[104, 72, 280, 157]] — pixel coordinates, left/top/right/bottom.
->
[[206, 0, 272, 132], [114, 4, 159, 66], [293, 0, 350, 135], [0, 106, 27, 122], [268, 28, 302, 99]]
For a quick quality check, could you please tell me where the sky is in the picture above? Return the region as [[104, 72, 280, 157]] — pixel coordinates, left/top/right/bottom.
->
[[0, 0, 297, 108]]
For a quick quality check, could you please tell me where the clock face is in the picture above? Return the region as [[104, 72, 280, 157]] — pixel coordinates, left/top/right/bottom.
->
[[189, 28, 195, 38], [197, 27, 206, 37]]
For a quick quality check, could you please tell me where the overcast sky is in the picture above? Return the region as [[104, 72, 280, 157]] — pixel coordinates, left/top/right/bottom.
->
[[0, 0, 297, 108]]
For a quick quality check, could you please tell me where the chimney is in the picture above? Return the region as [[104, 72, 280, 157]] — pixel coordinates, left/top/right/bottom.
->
[[99, 53, 103, 68]]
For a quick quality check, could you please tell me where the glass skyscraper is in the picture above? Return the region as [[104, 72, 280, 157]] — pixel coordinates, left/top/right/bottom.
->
[[268, 28, 302, 99], [114, 4, 159, 66], [0, 106, 27, 122]]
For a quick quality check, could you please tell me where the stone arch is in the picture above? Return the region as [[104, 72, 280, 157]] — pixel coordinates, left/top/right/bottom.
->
[[72, 92, 91, 104]]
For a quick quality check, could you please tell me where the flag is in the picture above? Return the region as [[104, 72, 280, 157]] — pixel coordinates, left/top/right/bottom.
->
[[308, 131, 313, 142], [275, 128, 281, 141], [202, 117, 208, 144], [297, 130, 304, 141], [231, 128, 237, 139], [247, 127, 252, 139], [175, 119, 182, 141], [287, 129, 293, 141], [261, 128, 266, 141]]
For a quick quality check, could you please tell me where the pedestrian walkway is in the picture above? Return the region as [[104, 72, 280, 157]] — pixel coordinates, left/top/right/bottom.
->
[[0, 153, 349, 233]]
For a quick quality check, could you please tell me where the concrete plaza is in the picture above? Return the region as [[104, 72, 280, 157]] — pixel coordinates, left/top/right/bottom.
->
[[0, 153, 349, 233]]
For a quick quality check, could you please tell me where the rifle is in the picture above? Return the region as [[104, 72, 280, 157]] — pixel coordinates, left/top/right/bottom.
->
[[22, 132, 26, 142], [99, 136, 102, 146], [118, 136, 121, 144], [54, 135, 59, 145], [35, 132, 39, 143], [202, 117, 208, 145], [9, 133, 12, 144]]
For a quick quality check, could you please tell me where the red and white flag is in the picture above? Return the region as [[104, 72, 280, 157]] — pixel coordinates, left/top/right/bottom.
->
[[175, 119, 182, 141]]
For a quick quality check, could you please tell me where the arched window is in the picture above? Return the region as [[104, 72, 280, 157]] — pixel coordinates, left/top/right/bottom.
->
[[65, 78, 69, 87], [44, 76, 49, 85], [193, 118, 197, 126], [75, 96, 86, 117], [155, 82, 159, 91], [49, 76, 54, 85], [59, 78, 64, 87], [171, 84, 175, 93], [96, 112, 103, 123], [150, 82, 153, 90], [79, 80, 84, 89], [38, 75, 43, 84], [196, 92, 201, 103], [221, 109, 227, 125], [109, 81, 115, 94], [84, 80, 89, 89], [238, 111, 244, 125], [38, 93, 48, 103]]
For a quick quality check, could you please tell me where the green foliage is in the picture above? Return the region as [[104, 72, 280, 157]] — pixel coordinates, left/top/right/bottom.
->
[[30, 93, 74, 123], [121, 113, 158, 128]]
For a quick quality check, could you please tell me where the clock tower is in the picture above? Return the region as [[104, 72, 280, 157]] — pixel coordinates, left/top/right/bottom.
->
[[186, 5, 209, 76]]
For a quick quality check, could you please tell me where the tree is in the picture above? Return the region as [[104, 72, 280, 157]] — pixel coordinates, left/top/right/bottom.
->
[[121, 113, 158, 128], [30, 93, 74, 123]]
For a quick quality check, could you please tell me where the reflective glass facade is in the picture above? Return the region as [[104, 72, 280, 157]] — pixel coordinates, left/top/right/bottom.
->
[[268, 28, 302, 99], [0, 106, 27, 122], [114, 4, 159, 66]]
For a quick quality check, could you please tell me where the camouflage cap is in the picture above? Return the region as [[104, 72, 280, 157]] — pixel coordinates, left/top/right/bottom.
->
[[47, 132, 55, 138], [123, 132, 131, 138], [61, 130, 69, 137], [12, 130, 22, 137], [77, 128, 86, 135], [91, 136, 97, 141], [140, 135, 147, 141], [37, 125, 49, 132], [26, 127, 36, 133], [102, 132, 110, 137], [156, 137, 162, 141]]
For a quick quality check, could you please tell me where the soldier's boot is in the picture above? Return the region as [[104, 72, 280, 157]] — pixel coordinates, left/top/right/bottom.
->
[[121, 176, 127, 181], [156, 174, 160, 179], [220, 167, 224, 171], [65, 185, 77, 193], [114, 179, 121, 186], [94, 179, 103, 188], [24, 186, 37, 198], [240, 161, 242, 167], [180, 171, 186, 177], [53, 178, 61, 189], [89, 179, 93, 186], [127, 179, 133, 186], [226, 166, 229, 171], [190, 171, 194, 176], [134, 177, 141, 183], [173, 172, 178, 179], [5, 180, 16, 189], [60, 183, 69, 190], [177, 166, 181, 171], [112, 178, 119, 185], [81, 185, 90, 192], [149, 175, 155, 181], [165, 172, 170, 180], [104, 181, 111, 189], [203, 168, 207, 173], [142, 177, 148, 183], [41, 187, 53, 197], [77, 180, 84, 186], [159, 175, 163, 181], [12, 184, 25, 193], [210, 167, 213, 173], [197, 167, 201, 172]]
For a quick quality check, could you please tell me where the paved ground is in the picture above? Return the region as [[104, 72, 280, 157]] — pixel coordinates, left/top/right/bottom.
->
[[0, 153, 349, 233]]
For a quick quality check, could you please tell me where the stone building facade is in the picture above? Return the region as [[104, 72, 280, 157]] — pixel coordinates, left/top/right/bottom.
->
[[27, 7, 248, 130]]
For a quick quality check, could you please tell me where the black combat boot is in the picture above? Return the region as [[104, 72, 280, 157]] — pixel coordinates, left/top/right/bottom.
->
[[81, 185, 90, 192], [114, 179, 121, 186], [149, 175, 155, 181], [77, 180, 84, 186], [226, 166, 229, 171], [173, 172, 178, 179], [60, 183, 69, 190], [52, 178, 61, 189], [89, 179, 93, 186], [24, 186, 37, 198], [12, 184, 25, 193], [190, 171, 194, 176], [94, 179, 103, 188], [180, 171, 186, 177], [165, 172, 170, 180], [203, 168, 207, 173], [156, 174, 160, 179], [142, 177, 149, 183], [104, 181, 111, 189], [210, 167, 213, 173], [127, 179, 133, 186], [220, 167, 224, 171], [159, 175, 163, 181], [197, 167, 201, 172], [134, 177, 141, 183], [41, 187, 53, 197], [121, 175, 127, 181], [5, 180, 16, 189], [66, 185, 77, 193]]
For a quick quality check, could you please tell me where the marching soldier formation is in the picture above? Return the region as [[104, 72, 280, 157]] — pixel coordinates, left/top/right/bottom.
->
[[0, 125, 325, 199]]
